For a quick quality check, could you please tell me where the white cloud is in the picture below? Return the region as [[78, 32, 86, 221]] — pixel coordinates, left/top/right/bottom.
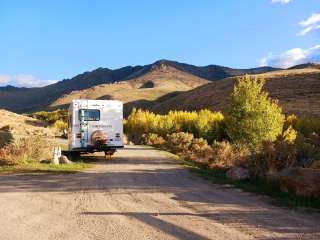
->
[[0, 74, 11, 85], [0, 74, 57, 87], [271, 0, 291, 4], [257, 45, 320, 68], [298, 13, 320, 36]]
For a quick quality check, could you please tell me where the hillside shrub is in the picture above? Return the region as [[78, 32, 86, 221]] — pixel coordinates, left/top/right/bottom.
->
[[32, 109, 68, 124], [32, 109, 68, 136], [226, 76, 285, 150]]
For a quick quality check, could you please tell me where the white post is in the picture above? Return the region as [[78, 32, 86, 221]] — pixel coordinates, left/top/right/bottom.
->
[[52, 147, 60, 165], [57, 146, 62, 158]]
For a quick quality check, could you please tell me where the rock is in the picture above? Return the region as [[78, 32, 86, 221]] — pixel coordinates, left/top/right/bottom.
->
[[59, 155, 72, 164], [310, 160, 320, 169], [226, 166, 250, 180], [279, 167, 320, 197]]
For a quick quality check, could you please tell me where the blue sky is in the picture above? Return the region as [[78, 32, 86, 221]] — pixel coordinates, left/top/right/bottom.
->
[[0, 0, 319, 87]]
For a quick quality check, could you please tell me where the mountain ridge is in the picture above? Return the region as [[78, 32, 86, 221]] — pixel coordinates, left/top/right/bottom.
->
[[0, 59, 280, 113], [2, 59, 317, 114]]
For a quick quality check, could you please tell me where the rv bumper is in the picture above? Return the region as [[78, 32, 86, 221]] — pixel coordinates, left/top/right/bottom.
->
[[70, 145, 124, 153]]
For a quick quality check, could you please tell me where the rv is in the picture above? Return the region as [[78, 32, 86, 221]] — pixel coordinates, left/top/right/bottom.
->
[[67, 99, 124, 157]]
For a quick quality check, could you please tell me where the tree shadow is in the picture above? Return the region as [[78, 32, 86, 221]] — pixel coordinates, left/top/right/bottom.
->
[[83, 211, 211, 240], [82, 210, 320, 238], [0, 126, 14, 148], [24, 119, 48, 127]]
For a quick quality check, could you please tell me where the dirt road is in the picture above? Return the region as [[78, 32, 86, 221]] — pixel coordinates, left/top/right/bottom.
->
[[0, 146, 319, 240]]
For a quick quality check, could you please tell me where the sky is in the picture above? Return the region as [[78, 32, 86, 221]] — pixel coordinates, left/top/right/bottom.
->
[[0, 0, 319, 87]]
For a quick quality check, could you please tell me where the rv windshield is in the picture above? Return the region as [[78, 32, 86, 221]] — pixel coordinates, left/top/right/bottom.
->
[[79, 109, 100, 121]]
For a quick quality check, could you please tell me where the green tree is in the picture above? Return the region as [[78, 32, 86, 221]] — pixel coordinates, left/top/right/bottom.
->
[[226, 75, 285, 150]]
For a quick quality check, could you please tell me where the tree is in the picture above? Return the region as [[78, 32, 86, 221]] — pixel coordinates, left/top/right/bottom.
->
[[226, 75, 285, 150]]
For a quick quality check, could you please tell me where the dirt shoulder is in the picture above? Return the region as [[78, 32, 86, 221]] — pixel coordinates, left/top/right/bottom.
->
[[0, 145, 319, 240]]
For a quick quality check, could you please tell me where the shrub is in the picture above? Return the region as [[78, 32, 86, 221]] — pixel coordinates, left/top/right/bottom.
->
[[52, 120, 68, 134], [0, 136, 53, 166], [125, 108, 225, 144], [284, 114, 298, 130], [210, 141, 250, 168], [125, 109, 156, 143], [189, 138, 213, 164], [166, 132, 194, 154], [143, 133, 166, 147], [282, 125, 297, 144], [226, 76, 285, 150], [296, 117, 320, 136], [295, 133, 320, 167], [32, 109, 68, 124], [257, 138, 297, 175]]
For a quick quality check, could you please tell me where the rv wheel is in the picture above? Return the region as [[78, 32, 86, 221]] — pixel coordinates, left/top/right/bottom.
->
[[70, 151, 81, 159], [104, 151, 115, 158]]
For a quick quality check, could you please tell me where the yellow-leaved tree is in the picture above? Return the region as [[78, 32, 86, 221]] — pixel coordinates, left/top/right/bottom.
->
[[226, 75, 285, 150]]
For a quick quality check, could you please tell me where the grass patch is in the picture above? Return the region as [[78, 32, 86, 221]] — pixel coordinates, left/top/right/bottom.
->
[[179, 157, 320, 211], [0, 161, 91, 174]]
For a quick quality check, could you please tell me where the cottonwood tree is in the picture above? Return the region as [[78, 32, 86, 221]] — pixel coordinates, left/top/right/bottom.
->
[[226, 75, 285, 150]]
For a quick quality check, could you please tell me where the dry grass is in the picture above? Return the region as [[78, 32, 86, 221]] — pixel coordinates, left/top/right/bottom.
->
[[0, 136, 53, 166], [153, 70, 320, 117]]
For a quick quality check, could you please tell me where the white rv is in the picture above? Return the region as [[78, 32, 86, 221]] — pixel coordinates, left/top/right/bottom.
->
[[67, 99, 123, 157]]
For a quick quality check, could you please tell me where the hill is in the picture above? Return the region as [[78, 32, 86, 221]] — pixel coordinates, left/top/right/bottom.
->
[[152, 68, 320, 117], [0, 60, 278, 113], [50, 64, 209, 116], [0, 109, 54, 147]]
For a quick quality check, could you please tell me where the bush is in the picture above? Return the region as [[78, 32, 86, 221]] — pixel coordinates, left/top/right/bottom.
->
[[32, 109, 68, 124], [143, 133, 166, 147], [257, 138, 297, 175], [125, 108, 225, 144], [166, 132, 194, 154], [125, 109, 158, 143], [295, 133, 320, 167], [226, 76, 285, 150], [296, 117, 320, 136], [52, 120, 68, 135], [210, 141, 250, 168], [189, 138, 213, 164], [0, 136, 53, 166]]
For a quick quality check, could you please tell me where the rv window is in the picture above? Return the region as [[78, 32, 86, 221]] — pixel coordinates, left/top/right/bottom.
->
[[79, 109, 100, 121]]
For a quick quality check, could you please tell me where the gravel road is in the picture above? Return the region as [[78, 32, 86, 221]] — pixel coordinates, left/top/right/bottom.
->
[[0, 145, 319, 240]]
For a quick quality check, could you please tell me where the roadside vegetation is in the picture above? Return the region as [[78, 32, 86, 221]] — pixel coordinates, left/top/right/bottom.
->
[[0, 134, 89, 174], [31, 109, 68, 136], [125, 75, 320, 209]]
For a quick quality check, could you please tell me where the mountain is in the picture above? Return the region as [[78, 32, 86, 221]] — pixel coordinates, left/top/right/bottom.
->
[[152, 68, 320, 117], [288, 62, 320, 70], [0, 60, 279, 113], [50, 64, 209, 116]]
